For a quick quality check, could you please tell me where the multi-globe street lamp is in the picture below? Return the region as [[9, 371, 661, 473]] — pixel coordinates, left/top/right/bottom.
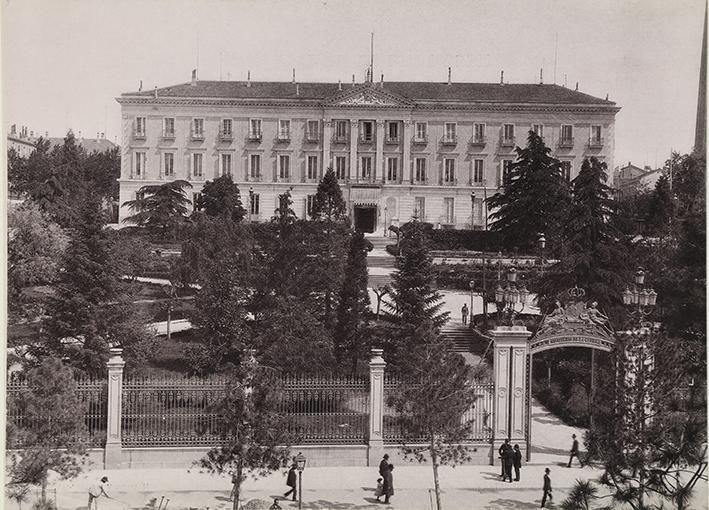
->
[[494, 267, 529, 325]]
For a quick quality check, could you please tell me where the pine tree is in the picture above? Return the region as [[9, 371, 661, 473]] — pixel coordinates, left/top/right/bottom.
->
[[487, 131, 571, 253], [197, 174, 247, 222], [311, 168, 347, 221], [539, 157, 629, 316], [644, 174, 674, 235], [122, 179, 193, 235], [334, 231, 373, 373]]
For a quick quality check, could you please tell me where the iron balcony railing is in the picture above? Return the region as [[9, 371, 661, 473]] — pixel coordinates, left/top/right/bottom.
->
[[412, 135, 428, 144], [191, 130, 204, 141], [500, 136, 516, 147], [558, 137, 575, 148], [305, 132, 319, 142], [218, 130, 233, 141], [247, 131, 262, 141], [276, 133, 291, 142], [470, 135, 487, 146], [133, 129, 147, 140], [385, 135, 400, 144], [441, 135, 457, 146], [588, 137, 604, 148], [161, 130, 175, 139]]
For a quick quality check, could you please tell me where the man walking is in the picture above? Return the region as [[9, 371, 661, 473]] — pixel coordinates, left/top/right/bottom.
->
[[568, 434, 584, 467], [513, 444, 522, 481], [498, 438, 511, 479], [379, 454, 389, 477], [541, 468, 552, 508], [502, 444, 515, 483], [87, 476, 110, 510], [283, 464, 297, 501], [461, 303, 469, 325]]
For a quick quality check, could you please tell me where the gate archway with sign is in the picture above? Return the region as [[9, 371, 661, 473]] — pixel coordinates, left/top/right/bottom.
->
[[523, 288, 616, 461]]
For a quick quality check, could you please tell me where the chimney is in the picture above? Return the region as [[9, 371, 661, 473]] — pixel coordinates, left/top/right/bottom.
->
[[338, 80, 342, 91], [500, 70, 504, 84], [539, 68, 543, 85], [45, 131, 48, 138], [575, 82, 579, 91], [78, 130, 82, 139], [292, 68, 296, 84], [30, 131, 34, 138], [380, 73, 384, 87], [101, 132, 104, 139], [139, 80, 143, 91], [97, 132, 100, 139], [448, 67, 452, 85], [352, 74, 355, 87], [605, 93, 609, 100], [191, 69, 198, 86], [247, 70, 251, 87], [154, 86, 158, 99], [644, 165, 651, 171], [10, 124, 15, 135]]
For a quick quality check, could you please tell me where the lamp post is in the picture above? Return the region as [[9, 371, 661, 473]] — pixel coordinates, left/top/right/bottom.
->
[[468, 280, 475, 329], [384, 206, 388, 236], [248, 186, 254, 223], [493, 267, 529, 325], [294, 452, 306, 509], [470, 191, 476, 229], [538, 232, 546, 275]]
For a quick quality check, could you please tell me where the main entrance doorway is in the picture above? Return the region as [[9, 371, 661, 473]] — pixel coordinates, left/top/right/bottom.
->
[[354, 206, 377, 232]]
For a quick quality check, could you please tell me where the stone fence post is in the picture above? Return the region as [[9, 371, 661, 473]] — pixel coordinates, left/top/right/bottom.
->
[[368, 348, 386, 465], [105, 348, 125, 468]]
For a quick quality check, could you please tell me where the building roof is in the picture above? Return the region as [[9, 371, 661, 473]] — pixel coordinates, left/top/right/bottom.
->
[[48, 137, 117, 153], [122, 80, 616, 106]]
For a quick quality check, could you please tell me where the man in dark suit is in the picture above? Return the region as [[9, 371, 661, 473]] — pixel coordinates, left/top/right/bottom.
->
[[541, 468, 552, 508], [502, 444, 515, 483], [512, 444, 522, 481], [498, 438, 511, 479], [568, 434, 584, 467], [379, 454, 389, 477]]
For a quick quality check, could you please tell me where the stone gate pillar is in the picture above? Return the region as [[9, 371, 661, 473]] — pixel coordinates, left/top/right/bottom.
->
[[105, 348, 125, 468], [489, 326, 531, 462], [368, 348, 386, 466]]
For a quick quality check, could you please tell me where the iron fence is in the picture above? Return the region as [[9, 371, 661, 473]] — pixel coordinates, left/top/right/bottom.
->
[[6, 376, 107, 448], [383, 375, 494, 444]]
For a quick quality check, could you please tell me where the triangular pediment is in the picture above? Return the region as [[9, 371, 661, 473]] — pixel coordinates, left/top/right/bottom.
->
[[326, 84, 413, 108]]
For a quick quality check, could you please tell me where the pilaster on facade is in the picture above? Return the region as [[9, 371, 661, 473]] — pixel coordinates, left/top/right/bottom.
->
[[402, 120, 413, 184], [349, 119, 359, 182], [375, 120, 385, 183], [322, 119, 331, 177]]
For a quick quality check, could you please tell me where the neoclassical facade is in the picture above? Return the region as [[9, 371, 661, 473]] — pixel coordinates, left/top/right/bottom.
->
[[116, 74, 619, 231]]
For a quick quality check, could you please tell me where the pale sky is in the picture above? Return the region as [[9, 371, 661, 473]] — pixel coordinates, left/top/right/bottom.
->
[[2, 0, 705, 169]]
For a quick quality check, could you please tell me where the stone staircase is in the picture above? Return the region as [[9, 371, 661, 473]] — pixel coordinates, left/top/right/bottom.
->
[[440, 322, 474, 352], [367, 236, 396, 288], [366, 236, 392, 250]]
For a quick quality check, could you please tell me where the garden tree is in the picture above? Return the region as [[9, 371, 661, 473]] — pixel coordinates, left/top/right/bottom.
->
[[310, 168, 347, 221], [8, 202, 69, 316], [196, 174, 247, 222], [387, 221, 449, 331], [6, 358, 89, 505], [334, 231, 373, 373], [576, 329, 707, 510], [486, 131, 571, 253], [122, 179, 193, 236], [644, 174, 675, 235], [110, 234, 155, 282], [257, 296, 337, 375], [83, 145, 121, 202], [198, 361, 292, 510], [387, 325, 479, 510], [538, 157, 629, 317]]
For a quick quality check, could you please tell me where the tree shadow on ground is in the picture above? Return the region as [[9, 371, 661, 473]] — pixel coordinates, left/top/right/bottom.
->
[[485, 498, 544, 509], [480, 470, 505, 481], [278, 500, 380, 509]]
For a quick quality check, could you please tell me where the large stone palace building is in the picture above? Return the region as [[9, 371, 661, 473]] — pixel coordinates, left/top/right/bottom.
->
[[116, 72, 619, 232]]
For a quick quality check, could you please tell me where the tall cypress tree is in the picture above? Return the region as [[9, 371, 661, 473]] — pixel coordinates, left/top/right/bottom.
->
[[334, 231, 373, 373], [644, 174, 675, 235], [486, 131, 570, 253], [311, 168, 347, 221]]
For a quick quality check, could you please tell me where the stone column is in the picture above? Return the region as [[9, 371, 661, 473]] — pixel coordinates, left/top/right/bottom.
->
[[402, 121, 412, 184], [375, 120, 385, 183], [350, 119, 359, 182], [322, 119, 331, 177], [105, 348, 126, 468], [489, 326, 531, 462], [368, 348, 387, 466]]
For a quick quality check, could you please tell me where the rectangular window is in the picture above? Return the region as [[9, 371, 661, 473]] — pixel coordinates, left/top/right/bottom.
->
[[444, 158, 456, 183], [134, 152, 146, 176], [361, 156, 372, 180], [335, 120, 348, 141], [249, 119, 262, 139], [250, 193, 260, 215], [278, 119, 291, 140], [444, 122, 456, 141], [415, 122, 427, 141], [532, 124, 544, 138], [307, 155, 318, 180], [387, 157, 398, 182], [163, 118, 175, 137], [443, 197, 455, 223], [503, 124, 515, 143], [502, 160, 513, 185], [361, 121, 374, 142], [561, 125, 573, 145], [249, 154, 261, 178], [135, 117, 146, 137], [335, 156, 347, 180], [306, 195, 316, 217], [192, 153, 203, 178], [307, 120, 319, 141], [279, 154, 290, 179], [221, 153, 232, 176], [414, 197, 426, 220], [387, 121, 399, 142], [193, 118, 204, 138], [221, 119, 232, 136], [473, 159, 484, 184], [590, 125, 602, 145], [164, 153, 174, 177], [192, 192, 202, 209], [473, 123, 485, 142], [561, 161, 572, 181], [415, 158, 427, 183]]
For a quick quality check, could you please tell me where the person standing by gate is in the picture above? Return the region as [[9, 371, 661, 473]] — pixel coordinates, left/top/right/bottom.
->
[[502, 445, 515, 483], [498, 438, 511, 479], [513, 444, 522, 481], [461, 303, 469, 325], [541, 468, 553, 508], [567, 434, 584, 467]]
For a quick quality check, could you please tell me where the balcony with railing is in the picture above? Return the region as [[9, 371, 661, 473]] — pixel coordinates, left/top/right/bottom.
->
[[385, 135, 400, 145], [359, 134, 375, 144], [305, 131, 320, 143], [441, 178, 458, 186], [499, 135, 516, 147], [191, 130, 204, 141], [218, 130, 233, 142], [247, 131, 262, 142], [133, 128, 147, 140], [588, 137, 604, 149], [412, 135, 428, 145], [332, 133, 348, 144], [441, 135, 457, 146], [470, 135, 487, 147], [161, 130, 175, 140], [276, 132, 291, 143], [558, 137, 575, 148]]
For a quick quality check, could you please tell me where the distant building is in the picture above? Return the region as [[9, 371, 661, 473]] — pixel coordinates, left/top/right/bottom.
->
[[7, 125, 39, 157], [614, 162, 663, 196], [48, 132, 118, 153]]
